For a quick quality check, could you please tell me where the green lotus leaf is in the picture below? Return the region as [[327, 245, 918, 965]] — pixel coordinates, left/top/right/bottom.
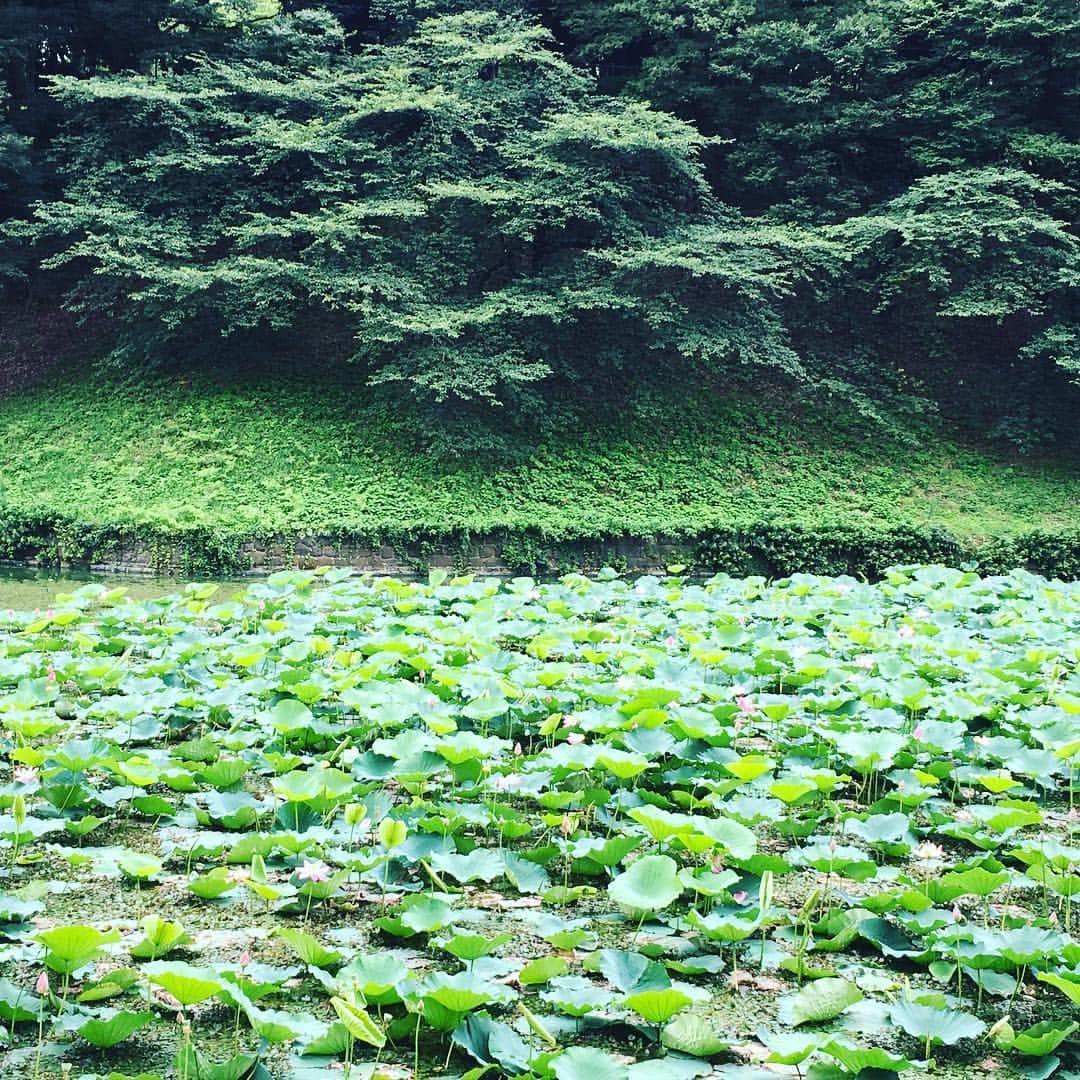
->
[[757, 1028, 823, 1065], [198, 758, 249, 790], [144, 961, 225, 1006], [422, 970, 514, 1014], [889, 1001, 986, 1046], [77, 968, 141, 1003], [431, 848, 505, 884], [540, 975, 615, 1017], [330, 996, 386, 1049], [275, 928, 343, 969], [130, 916, 192, 960], [624, 988, 693, 1024], [593, 949, 671, 993], [75, 1009, 154, 1048], [926, 867, 1009, 903], [243, 1002, 328, 1044], [608, 855, 682, 914], [660, 1011, 729, 1057], [820, 1039, 911, 1074], [268, 698, 313, 733], [787, 977, 863, 1027], [1037, 969, 1080, 1005], [187, 867, 237, 900], [994, 1019, 1079, 1056], [37, 924, 121, 975], [519, 956, 569, 986], [334, 952, 409, 1005], [118, 852, 163, 881], [452, 1011, 533, 1072], [553, 1046, 629, 1080], [0, 977, 44, 1023], [439, 931, 513, 963]]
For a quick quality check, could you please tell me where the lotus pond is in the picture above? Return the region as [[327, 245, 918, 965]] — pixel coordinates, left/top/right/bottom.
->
[[2, 566, 1080, 1080]]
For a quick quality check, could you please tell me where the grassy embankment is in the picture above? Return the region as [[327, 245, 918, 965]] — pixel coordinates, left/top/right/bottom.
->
[[0, 367, 1076, 575]]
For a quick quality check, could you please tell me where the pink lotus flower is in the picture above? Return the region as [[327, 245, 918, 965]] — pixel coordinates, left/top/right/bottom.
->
[[14, 766, 38, 785], [238, 950, 252, 967], [296, 860, 331, 883], [736, 696, 757, 716], [35, 970, 49, 995], [836, 583, 852, 597], [492, 773, 525, 792], [898, 624, 916, 639], [565, 732, 585, 745], [665, 635, 677, 647], [732, 891, 749, 904], [912, 725, 925, 741]]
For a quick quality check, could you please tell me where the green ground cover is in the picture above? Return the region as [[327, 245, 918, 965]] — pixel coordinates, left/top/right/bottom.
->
[[0, 371, 1076, 543], [2, 566, 1080, 1078]]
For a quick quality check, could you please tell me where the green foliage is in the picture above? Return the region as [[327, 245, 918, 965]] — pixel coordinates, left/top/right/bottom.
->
[[544, 0, 1080, 428], [16, 10, 819, 411], [0, 0, 1075, 443], [0, 370, 1075, 576], [3, 565, 1080, 1073], [839, 169, 1078, 321], [549, 0, 1078, 218]]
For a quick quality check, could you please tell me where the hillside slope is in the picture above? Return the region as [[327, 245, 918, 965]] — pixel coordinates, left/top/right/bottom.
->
[[0, 369, 1076, 578]]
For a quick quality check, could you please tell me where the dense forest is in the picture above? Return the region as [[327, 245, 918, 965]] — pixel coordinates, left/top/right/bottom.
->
[[1, 0, 1078, 450]]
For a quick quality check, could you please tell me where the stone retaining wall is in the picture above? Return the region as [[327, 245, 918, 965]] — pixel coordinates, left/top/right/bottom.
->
[[4, 519, 1077, 580], [2, 533, 692, 578]]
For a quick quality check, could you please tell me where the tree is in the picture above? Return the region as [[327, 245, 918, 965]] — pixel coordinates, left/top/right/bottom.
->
[[543, 0, 1080, 220], [1, 0, 1076, 444], [24, 9, 829, 412], [837, 168, 1079, 324], [0, 92, 33, 282]]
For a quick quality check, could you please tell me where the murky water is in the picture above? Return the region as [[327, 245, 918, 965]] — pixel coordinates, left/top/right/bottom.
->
[[0, 566, 237, 610]]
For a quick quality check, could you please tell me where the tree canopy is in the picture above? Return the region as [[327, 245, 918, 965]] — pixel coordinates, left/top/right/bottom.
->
[[1, 0, 1077, 445]]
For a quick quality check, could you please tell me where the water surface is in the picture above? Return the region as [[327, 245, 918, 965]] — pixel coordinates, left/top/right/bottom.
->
[[0, 566, 233, 610]]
